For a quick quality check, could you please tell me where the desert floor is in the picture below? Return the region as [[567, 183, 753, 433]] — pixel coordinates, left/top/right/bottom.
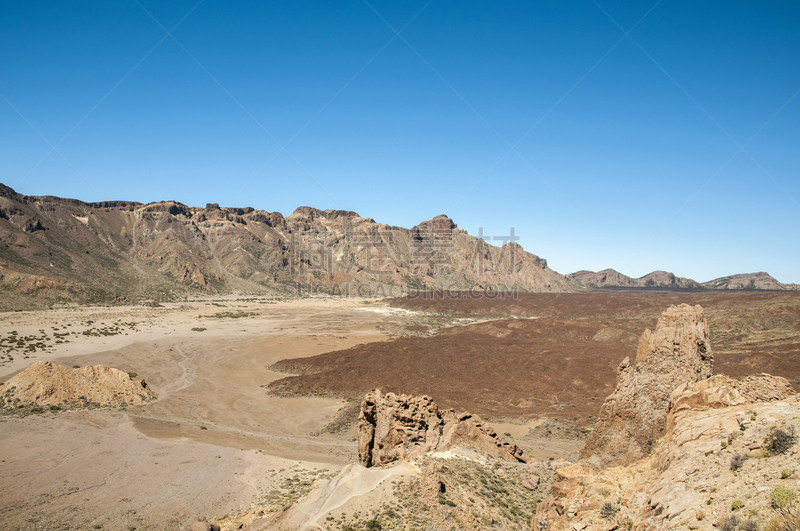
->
[[0, 297, 578, 530]]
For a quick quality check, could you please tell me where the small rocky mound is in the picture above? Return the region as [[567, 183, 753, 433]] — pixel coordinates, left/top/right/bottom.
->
[[581, 303, 713, 468], [0, 361, 155, 410], [358, 389, 524, 467]]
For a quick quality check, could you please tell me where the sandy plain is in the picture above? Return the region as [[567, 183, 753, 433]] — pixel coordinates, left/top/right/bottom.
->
[[0, 297, 571, 530]]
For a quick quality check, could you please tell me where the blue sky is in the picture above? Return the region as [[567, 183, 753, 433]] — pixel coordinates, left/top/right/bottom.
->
[[2, 1, 799, 283]]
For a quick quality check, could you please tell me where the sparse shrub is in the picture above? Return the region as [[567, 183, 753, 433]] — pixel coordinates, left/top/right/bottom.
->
[[765, 426, 796, 455], [781, 469, 796, 480], [771, 486, 797, 509], [365, 519, 381, 531], [719, 515, 740, 531], [740, 519, 759, 531], [600, 501, 620, 520], [765, 504, 800, 531], [731, 453, 748, 471], [732, 499, 746, 511], [729, 431, 741, 444], [127, 372, 137, 380]]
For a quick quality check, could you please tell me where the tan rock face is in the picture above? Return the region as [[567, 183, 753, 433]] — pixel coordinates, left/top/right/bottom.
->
[[581, 304, 713, 468], [0, 361, 155, 409], [535, 376, 799, 531], [357, 389, 524, 467]]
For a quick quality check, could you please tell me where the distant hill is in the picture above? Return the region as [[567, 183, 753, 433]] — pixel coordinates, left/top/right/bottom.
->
[[567, 269, 702, 290], [0, 184, 569, 307], [701, 272, 798, 291]]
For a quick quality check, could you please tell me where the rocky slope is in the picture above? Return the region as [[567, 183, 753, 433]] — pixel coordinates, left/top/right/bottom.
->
[[235, 391, 536, 531], [0, 184, 569, 306], [535, 375, 798, 531], [536, 304, 799, 530], [0, 360, 155, 409]]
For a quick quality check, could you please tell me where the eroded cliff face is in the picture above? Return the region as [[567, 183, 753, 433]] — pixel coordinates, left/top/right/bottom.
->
[[581, 304, 713, 468], [358, 389, 524, 467], [534, 375, 797, 531]]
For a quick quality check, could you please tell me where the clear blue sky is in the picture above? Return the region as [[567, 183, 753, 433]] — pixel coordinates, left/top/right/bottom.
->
[[2, 1, 799, 283]]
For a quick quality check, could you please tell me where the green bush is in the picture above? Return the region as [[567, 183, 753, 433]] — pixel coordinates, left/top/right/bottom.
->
[[771, 486, 797, 509], [732, 499, 745, 511]]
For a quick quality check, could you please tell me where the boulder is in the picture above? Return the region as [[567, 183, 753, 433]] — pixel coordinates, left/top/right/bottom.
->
[[581, 304, 713, 468], [357, 389, 524, 467]]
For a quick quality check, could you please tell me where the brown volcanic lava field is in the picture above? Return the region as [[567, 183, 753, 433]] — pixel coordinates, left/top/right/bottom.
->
[[269, 290, 800, 420]]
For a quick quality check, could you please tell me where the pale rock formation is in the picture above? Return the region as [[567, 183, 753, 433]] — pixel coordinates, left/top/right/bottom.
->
[[358, 389, 524, 467], [534, 374, 797, 531], [581, 304, 713, 468], [0, 360, 155, 409]]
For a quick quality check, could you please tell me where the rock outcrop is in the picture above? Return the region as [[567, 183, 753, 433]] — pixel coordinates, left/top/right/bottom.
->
[[534, 375, 797, 531], [0, 361, 155, 409], [358, 389, 524, 467], [581, 304, 713, 468]]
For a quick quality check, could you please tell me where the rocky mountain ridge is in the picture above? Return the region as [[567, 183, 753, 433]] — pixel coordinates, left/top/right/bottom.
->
[[569, 269, 799, 291], [0, 184, 569, 306], [702, 271, 800, 291], [568, 269, 703, 290], [1, 184, 795, 307]]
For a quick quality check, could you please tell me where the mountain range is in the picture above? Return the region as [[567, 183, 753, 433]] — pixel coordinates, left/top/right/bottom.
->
[[0, 184, 795, 307]]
